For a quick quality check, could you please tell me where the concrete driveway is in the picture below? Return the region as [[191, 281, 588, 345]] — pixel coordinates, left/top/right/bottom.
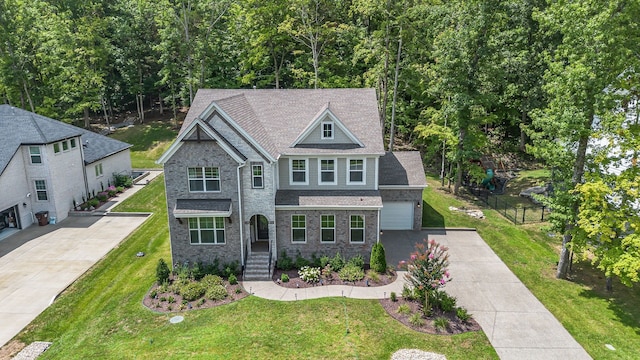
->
[[0, 215, 148, 348], [381, 229, 591, 360]]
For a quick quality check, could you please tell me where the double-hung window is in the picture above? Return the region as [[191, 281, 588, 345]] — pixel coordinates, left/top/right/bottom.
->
[[291, 159, 307, 184], [252, 163, 263, 188], [348, 159, 365, 184], [188, 167, 220, 192], [322, 121, 333, 139], [95, 163, 103, 177], [291, 215, 306, 242], [62, 140, 69, 151], [29, 146, 42, 164], [321, 215, 335, 243], [189, 217, 225, 244], [53, 143, 61, 154], [35, 180, 48, 201], [319, 159, 336, 184], [70, 139, 77, 148], [350, 215, 365, 243]]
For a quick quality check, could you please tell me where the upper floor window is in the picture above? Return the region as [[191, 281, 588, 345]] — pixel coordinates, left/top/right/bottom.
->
[[70, 138, 77, 148], [319, 159, 336, 185], [322, 121, 333, 139], [95, 163, 103, 177], [62, 140, 69, 151], [29, 146, 42, 164], [291, 159, 308, 184], [53, 143, 61, 153], [321, 215, 335, 243], [348, 159, 365, 184], [291, 215, 306, 242], [34, 180, 48, 201], [252, 163, 264, 189], [188, 167, 220, 192], [189, 217, 225, 244], [350, 215, 365, 243]]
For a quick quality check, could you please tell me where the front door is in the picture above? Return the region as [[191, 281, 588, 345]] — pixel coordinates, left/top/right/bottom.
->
[[257, 215, 269, 240]]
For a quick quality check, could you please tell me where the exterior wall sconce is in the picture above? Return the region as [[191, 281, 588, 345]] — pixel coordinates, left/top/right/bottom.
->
[[379, 230, 384, 236], [417, 202, 421, 208], [177, 218, 183, 224], [227, 217, 232, 224]]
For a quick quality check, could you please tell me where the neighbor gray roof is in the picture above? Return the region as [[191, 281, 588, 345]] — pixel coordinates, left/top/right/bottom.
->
[[379, 152, 428, 187], [275, 190, 382, 208], [181, 89, 385, 159], [0, 105, 131, 174]]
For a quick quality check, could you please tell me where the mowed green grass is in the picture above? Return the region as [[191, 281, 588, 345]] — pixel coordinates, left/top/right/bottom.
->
[[423, 175, 640, 359], [15, 176, 497, 359], [109, 121, 178, 169]]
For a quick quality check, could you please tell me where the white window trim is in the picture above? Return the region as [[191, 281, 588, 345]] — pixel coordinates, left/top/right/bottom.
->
[[62, 140, 70, 152], [318, 158, 337, 185], [34, 180, 48, 201], [291, 214, 307, 243], [320, 214, 336, 243], [95, 163, 103, 177], [289, 158, 309, 185], [188, 166, 221, 192], [53, 143, 61, 154], [252, 163, 264, 189], [70, 138, 77, 148], [349, 214, 365, 243], [346, 158, 366, 185], [189, 217, 226, 245], [321, 121, 334, 139], [29, 146, 42, 164]]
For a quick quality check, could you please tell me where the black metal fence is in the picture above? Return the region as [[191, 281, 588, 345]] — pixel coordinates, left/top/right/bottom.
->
[[469, 188, 548, 225]]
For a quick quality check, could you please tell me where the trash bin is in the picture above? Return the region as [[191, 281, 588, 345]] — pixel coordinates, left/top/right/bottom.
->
[[35, 211, 49, 226]]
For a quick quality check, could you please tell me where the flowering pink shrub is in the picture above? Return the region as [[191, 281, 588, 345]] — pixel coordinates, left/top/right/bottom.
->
[[399, 239, 451, 301]]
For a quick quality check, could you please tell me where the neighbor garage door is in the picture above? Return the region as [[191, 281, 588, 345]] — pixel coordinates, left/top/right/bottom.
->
[[380, 202, 414, 230]]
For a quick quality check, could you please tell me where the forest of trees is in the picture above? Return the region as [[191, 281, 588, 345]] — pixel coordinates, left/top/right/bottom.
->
[[1, 1, 639, 284]]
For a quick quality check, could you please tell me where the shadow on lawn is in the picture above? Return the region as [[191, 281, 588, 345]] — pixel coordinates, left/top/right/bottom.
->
[[571, 262, 640, 336], [422, 201, 445, 228]]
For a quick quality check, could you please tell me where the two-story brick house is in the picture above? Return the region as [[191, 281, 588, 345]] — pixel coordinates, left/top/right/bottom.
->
[[158, 89, 426, 279]]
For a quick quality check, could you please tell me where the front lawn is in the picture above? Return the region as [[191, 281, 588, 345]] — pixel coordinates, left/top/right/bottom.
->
[[423, 175, 640, 359], [13, 176, 496, 359]]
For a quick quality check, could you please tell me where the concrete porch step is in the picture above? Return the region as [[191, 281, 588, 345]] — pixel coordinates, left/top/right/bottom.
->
[[243, 253, 272, 281]]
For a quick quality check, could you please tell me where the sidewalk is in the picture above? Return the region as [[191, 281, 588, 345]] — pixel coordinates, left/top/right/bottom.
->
[[242, 272, 407, 301], [0, 171, 161, 348]]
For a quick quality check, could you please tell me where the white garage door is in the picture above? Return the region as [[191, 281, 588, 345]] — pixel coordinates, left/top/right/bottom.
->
[[380, 202, 414, 230]]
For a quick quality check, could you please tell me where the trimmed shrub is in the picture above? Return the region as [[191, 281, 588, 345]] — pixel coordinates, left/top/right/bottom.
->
[[329, 252, 345, 272], [96, 192, 108, 202], [310, 253, 322, 267], [338, 264, 365, 282], [319, 255, 331, 268], [156, 258, 170, 285], [294, 252, 310, 269], [228, 273, 238, 285], [206, 285, 228, 301], [180, 282, 205, 301], [114, 173, 133, 188], [87, 198, 100, 208], [116, 186, 125, 193], [370, 243, 387, 273], [390, 291, 397, 302], [347, 254, 365, 269], [201, 274, 224, 288], [277, 250, 294, 271], [280, 273, 289, 283]]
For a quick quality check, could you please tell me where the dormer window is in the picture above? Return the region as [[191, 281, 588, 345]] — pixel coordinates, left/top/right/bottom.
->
[[322, 121, 333, 139]]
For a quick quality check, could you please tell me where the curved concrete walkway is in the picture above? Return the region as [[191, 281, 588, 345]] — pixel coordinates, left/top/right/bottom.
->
[[0, 171, 162, 348], [242, 271, 407, 301]]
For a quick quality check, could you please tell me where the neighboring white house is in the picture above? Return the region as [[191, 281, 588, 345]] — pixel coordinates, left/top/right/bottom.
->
[[0, 105, 132, 233]]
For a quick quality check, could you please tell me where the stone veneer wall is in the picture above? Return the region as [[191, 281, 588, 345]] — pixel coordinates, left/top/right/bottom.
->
[[380, 188, 424, 230], [275, 209, 378, 262], [164, 141, 242, 268]]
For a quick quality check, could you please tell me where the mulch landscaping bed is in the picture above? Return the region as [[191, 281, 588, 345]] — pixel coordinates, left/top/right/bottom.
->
[[380, 297, 481, 335], [272, 267, 397, 288], [143, 278, 248, 313]]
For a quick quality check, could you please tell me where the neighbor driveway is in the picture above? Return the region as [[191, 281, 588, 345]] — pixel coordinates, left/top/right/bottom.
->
[[381, 230, 591, 360], [0, 215, 148, 348]]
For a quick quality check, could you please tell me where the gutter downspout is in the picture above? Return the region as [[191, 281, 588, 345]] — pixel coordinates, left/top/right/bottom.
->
[[237, 162, 247, 267], [79, 137, 90, 202]]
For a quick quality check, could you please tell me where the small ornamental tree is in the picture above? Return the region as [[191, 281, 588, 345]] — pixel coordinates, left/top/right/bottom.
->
[[399, 239, 452, 304], [156, 258, 171, 285], [370, 242, 387, 273]]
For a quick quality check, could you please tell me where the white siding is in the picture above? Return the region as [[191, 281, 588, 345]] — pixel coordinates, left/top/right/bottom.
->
[[0, 151, 33, 228], [85, 149, 132, 197]]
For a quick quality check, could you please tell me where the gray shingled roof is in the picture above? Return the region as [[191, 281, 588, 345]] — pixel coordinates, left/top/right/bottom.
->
[[0, 105, 131, 173], [181, 89, 385, 158], [379, 152, 428, 187], [275, 190, 382, 207]]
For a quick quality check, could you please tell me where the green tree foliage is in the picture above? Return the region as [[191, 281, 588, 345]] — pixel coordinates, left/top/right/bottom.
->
[[370, 242, 387, 273]]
